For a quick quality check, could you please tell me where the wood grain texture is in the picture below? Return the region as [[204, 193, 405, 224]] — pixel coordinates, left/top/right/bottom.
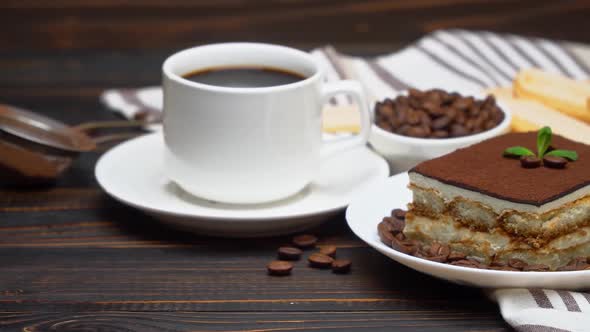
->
[[3, 1, 587, 330], [1, 0, 589, 50]]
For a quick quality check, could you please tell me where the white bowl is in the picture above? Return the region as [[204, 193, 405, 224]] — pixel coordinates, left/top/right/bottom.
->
[[369, 92, 512, 173]]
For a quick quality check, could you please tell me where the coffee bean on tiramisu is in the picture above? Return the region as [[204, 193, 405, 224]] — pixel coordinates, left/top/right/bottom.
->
[[543, 156, 568, 169], [319, 245, 337, 258], [277, 246, 303, 260], [308, 253, 334, 268], [267, 261, 293, 276], [331, 259, 352, 274], [507, 259, 527, 270], [383, 216, 405, 234], [520, 155, 541, 168], [292, 234, 318, 249], [392, 208, 407, 220], [523, 264, 550, 272]]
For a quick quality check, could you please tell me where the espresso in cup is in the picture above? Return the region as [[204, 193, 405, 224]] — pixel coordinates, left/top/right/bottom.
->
[[183, 66, 306, 88], [162, 43, 371, 204]]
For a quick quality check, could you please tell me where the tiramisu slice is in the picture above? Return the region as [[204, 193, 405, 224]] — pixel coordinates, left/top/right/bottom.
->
[[405, 131, 590, 270]]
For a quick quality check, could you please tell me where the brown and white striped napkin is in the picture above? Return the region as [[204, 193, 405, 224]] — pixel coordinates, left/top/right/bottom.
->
[[100, 30, 590, 331], [490, 289, 590, 332], [101, 29, 590, 120]]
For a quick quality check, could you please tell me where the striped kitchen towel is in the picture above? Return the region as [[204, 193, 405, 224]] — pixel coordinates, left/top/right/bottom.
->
[[101, 29, 590, 120], [490, 289, 590, 332]]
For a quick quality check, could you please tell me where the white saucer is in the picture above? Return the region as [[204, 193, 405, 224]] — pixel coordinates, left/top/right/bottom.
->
[[346, 172, 590, 289], [96, 133, 389, 237]]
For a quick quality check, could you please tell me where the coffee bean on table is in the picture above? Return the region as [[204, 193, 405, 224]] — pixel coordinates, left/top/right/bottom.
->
[[277, 246, 302, 260], [332, 259, 352, 274], [292, 234, 318, 249], [520, 156, 541, 168], [308, 253, 334, 268], [319, 245, 337, 258], [543, 156, 568, 169], [267, 261, 293, 276]]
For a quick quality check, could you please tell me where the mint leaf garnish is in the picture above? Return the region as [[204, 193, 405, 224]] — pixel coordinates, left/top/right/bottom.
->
[[537, 126, 552, 158], [503, 146, 535, 157], [545, 149, 578, 161]]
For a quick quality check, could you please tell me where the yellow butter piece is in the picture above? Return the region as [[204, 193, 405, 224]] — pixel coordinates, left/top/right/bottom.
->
[[487, 86, 590, 144], [322, 105, 361, 133], [514, 68, 590, 123]]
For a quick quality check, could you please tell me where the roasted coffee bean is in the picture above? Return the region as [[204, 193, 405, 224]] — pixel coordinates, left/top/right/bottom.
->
[[374, 89, 503, 139], [507, 259, 527, 270], [277, 246, 303, 260], [523, 264, 550, 272], [450, 124, 469, 137], [490, 266, 519, 271], [520, 156, 541, 168], [406, 126, 428, 138], [543, 156, 568, 169], [490, 261, 507, 267], [432, 130, 449, 138], [332, 259, 352, 274], [428, 255, 448, 263], [267, 260, 293, 276], [384, 216, 405, 233], [392, 208, 407, 220], [450, 259, 480, 268], [377, 120, 393, 132], [431, 116, 451, 130], [378, 221, 396, 244], [429, 242, 451, 260], [407, 111, 421, 125], [408, 88, 423, 98], [292, 234, 318, 249], [452, 97, 474, 111], [391, 237, 418, 255], [447, 252, 467, 261], [319, 245, 337, 258], [565, 257, 590, 270], [308, 253, 334, 268]]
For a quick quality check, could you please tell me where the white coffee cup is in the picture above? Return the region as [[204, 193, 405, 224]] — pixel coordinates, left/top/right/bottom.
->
[[162, 43, 371, 204]]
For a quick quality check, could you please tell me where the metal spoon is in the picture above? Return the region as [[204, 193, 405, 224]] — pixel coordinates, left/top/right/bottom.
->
[[0, 104, 160, 186]]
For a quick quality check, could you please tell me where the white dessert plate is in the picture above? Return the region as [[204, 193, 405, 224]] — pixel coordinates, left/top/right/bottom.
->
[[96, 132, 389, 237], [346, 172, 590, 289]]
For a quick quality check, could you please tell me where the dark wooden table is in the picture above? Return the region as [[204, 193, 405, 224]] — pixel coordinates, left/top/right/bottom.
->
[[2, 1, 590, 331]]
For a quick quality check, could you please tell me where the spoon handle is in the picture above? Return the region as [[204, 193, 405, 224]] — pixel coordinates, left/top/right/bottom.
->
[[72, 119, 153, 132]]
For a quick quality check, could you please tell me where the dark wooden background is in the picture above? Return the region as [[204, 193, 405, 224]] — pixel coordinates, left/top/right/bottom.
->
[[2, 1, 590, 331]]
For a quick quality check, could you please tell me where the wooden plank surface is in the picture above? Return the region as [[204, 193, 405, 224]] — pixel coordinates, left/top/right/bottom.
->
[[3, 1, 590, 330], [0, 51, 511, 331], [1, 0, 590, 50]]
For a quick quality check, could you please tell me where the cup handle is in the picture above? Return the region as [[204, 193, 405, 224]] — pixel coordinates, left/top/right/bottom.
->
[[320, 80, 371, 157]]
